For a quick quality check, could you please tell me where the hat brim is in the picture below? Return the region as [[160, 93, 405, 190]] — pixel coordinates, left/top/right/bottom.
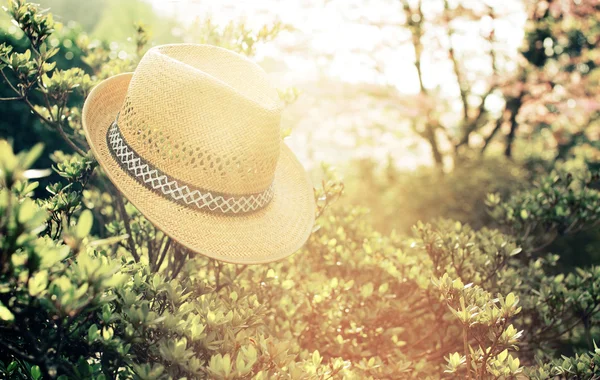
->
[[82, 73, 315, 264]]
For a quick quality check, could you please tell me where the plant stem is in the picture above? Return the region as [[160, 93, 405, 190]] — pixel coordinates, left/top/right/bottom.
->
[[480, 115, 503, 154], [1, 69, 87, 156], [0, 69, 21, 95], [115, 195, 140, 262], [479, 318, 506, 378], [168, 245, 188, 281], [21, 97, 86, 156], [213, 260, 221, 290], [463, 325, 471, 380], [155, 238, 171, 272], [584, 315, 593, 350]]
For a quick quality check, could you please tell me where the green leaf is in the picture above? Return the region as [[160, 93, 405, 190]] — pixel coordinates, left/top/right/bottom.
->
[[520, 209, 529, 219], [222, 354, 232, 377], [30, 365, 41, 380], [102, 326, 114, 340], [505, 292, 516, 307], [0, 301, 15, 322], [497, 349, 508, 362], [554, 274, 565, 283], [21, 143, 43, 169], [18, 198, 38, 224], [28, 270, 48, 296], [360, 282, 374, 298], [23, 181, 39, 194], [236, 353, 249, 375], [7, 361, 18, 373], [378, 282, 389, 294], [76, 209, 93, 239], [88, 324, 99, 343], [281, 279, 294, 290], [312, 350, 322, 366]]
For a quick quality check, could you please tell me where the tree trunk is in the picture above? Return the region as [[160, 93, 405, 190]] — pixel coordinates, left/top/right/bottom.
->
[[504, 96, 523, 158], [425, 123, 444, 168]]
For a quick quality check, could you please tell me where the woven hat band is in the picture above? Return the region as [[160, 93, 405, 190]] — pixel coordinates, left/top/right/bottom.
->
[[106, 118, 275, 215]]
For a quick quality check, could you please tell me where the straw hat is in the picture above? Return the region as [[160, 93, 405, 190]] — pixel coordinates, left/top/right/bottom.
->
[[82, 44, 315, 264]]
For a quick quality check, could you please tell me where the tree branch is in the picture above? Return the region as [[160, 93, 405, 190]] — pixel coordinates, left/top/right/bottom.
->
[[0, 69, 21, 95], [444, 0, 469, 122], [504, 96, 522, 158], [455, 89, 494, 149], [1, 68, 87, 156], [455, 5, 500, 151], [20, 96, 87, 156], [402, 0, 444, 168], [480, 110, 504, 154]]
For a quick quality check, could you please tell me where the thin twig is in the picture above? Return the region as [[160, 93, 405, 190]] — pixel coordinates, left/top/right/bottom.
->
[[479, 318, 507, 378], [152, 232, 165, 265], [236, 265, 248, 277], [1, 69, 86, 156], [55, 122, 86, 156], [0, 339, 37, 363], [215, 265, 248, 292], [0, 69, 21, 95], [531, 230, 558, 253], [480, 113, 504, 154], [156, 238, 171, 272], [463, 325, 472, 380], [21, 97, 86, 156], [147, 237, 155, 271], [115, 195, 140, 262], [215, 260, 221, 289], [42, 92, 55, 122], [168, 245, 188, 281]]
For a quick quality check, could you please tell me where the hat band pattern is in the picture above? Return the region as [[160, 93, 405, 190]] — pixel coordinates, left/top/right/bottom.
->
[[106, 121, 275, 215]]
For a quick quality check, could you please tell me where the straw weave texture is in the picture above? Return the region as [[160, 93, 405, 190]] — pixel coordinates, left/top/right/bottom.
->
[[82, 44, 315, 264], [119, 44, 282, 194]]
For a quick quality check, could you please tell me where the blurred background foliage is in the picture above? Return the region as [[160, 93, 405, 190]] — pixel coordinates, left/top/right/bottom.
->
[[1, 0, 600, 379]]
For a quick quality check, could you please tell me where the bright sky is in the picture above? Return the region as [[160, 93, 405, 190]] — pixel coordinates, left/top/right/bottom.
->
[[145, 0, 527, 169]]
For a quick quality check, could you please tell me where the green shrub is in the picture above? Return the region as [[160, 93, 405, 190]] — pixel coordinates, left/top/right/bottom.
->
[[5, 140, 600, 378], [342, 156, 529, 234], [0, 141, 349, 379]]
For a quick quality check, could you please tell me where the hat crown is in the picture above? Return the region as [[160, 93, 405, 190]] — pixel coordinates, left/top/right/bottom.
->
[[117, 44, 282, 195]]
